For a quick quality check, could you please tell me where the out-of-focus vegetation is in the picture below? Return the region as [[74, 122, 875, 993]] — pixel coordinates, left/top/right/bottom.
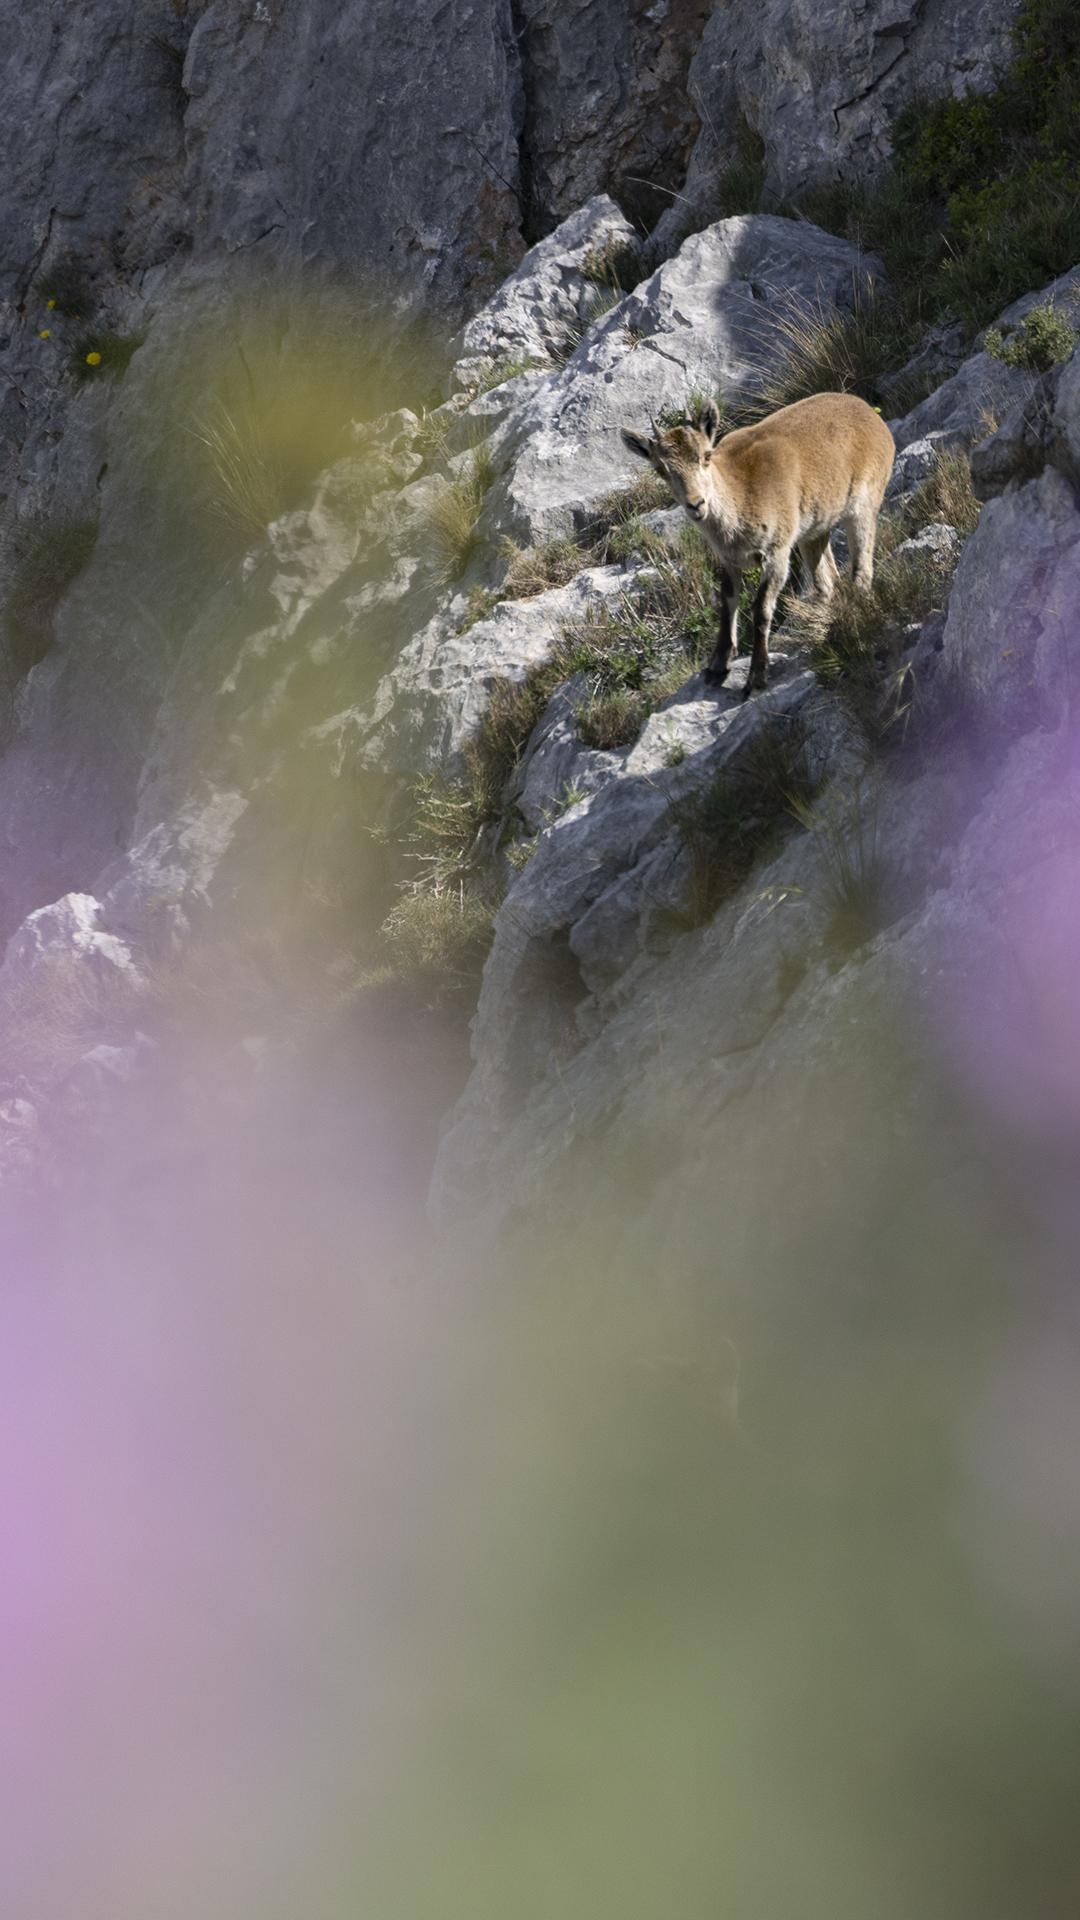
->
[[4, 515, 99, 674], [337, 974, 1080, 1920]]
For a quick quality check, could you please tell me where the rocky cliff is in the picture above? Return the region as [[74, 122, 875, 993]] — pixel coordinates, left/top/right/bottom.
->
[[4, 5, 1080, 1917]]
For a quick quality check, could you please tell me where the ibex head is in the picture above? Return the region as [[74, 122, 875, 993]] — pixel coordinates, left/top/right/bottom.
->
[[620, 401, 724, 522]]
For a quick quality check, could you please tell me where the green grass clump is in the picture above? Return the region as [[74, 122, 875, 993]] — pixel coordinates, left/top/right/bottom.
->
[[603, 514, 668, 564], [498, 474, 675, 602], [579, 472, 671, 554], [575, 688, 650, 750], [420, 441, 495, 584], [458, 585, 501, 632], [670, 712, 819, 925], [656, 387, 728, 434], [415, 406, 453, 468], [796, 0, 1080, 334], [784, 545, 951, 744], [5, 516, 99, 673], [984, 299, 1078, 371]]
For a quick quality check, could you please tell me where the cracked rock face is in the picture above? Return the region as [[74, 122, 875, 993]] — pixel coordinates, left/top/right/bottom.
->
[[652, 0, 1024, 254], [513, 0, 712, 233]]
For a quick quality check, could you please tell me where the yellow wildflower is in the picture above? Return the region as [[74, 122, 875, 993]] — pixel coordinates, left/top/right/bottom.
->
[[46, 297, 56, 310], [39, 329, 50, 339], [85, 350, 103, 367]]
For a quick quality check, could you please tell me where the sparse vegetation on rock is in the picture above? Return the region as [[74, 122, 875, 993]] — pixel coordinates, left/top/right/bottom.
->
[[984, 300, 1078, 371]]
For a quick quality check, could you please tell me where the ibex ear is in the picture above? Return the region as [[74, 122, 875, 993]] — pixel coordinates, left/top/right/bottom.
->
[[621, 426, 658, 463], [697, 400, 723, 446]]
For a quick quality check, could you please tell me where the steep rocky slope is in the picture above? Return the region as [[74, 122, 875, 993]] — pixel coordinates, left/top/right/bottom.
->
[[0, 151, 1076, 1210], [5, 10, 1080, 1917]]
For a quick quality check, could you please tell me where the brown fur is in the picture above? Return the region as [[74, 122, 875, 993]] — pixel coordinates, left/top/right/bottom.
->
[[622, 393, 896, 694]]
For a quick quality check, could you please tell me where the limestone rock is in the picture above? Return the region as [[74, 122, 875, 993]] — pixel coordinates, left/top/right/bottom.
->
[[351, 565, 638, 780], [450, 197, 640, 396], [495, 214, 879, 543]]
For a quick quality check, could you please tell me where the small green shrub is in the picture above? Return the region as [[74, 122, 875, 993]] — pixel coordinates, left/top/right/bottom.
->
[[795, 0, 1080, 333], [670, 712, 819, 925], [420, 441, 495, 583], [5, 516, 99, 673], [984, 300, 1078, 371]]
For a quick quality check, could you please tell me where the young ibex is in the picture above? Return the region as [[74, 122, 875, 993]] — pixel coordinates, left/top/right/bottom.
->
[[621, 392, 895, 695]]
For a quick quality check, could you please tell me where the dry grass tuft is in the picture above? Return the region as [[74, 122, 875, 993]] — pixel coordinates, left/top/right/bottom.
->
[[580, 472, 671, 553], [741, 282, 904, 420], [189, 399, 285, 538], [501, 535, 585, 599], [898, 448, 981, 541], [377, 886, 495, 998], [783, 546, 950, 745], [420, 441, 496, 583]]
